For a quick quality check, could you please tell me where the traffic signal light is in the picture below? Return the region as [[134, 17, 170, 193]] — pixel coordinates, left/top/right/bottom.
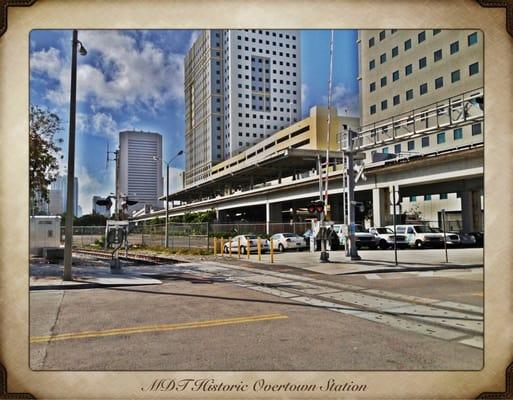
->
[[308, 200, 324, 214], [95, 197, 113, 210]]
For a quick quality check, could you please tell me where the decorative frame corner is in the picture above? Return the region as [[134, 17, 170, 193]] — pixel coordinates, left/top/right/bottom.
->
[[0, 364, 35, 399], [0, 0, 37, 38], [476, 361, 513, 399], [476, 0, 513, 37]]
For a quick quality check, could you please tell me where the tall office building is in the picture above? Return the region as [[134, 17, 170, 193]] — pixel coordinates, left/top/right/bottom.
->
[[119, 130, 163, 213], [358, 29, 483, 154], [184, 29, 301, 186], [358, 29, 483, 227], [49, 175, 79, 216]]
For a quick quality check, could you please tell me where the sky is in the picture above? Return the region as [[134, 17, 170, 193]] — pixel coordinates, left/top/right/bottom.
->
[[29, 29, 359, 214]]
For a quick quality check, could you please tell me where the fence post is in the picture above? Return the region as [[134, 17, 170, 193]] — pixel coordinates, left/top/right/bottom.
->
[[220, 237, 224, 256], [206, 222, 210, 253]]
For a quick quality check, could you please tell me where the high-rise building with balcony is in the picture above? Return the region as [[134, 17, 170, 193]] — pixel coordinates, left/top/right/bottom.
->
[[184, 29, 301, 186]]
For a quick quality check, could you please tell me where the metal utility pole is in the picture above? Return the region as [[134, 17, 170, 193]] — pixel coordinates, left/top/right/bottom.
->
[[441, 208, 449, 263], [63, 30, 86, 281], [324, 29, 335, 213], [346, 129, 361, 261], [165, 161, 170, 247], [392, 186, 398, 266]]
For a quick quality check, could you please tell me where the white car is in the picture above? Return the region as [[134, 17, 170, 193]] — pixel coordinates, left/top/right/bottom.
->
[[386, 224, 444, 249], [368, 227, 409, 249], [270, 233, 307, 252], [224, 235, 269, 254]]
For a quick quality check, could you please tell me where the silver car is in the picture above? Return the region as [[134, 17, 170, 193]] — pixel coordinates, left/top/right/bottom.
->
[[270, 233, 307, 252]]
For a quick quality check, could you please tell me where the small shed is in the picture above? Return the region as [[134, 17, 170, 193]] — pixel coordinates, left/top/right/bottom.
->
[[30, 216, 62, 256]]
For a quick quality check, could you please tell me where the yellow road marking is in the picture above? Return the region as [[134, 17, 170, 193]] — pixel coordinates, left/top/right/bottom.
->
[[30, 313, 288, 344]]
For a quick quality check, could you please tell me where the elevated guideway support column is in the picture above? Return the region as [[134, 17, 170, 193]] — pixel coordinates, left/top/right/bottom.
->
[[461, 190, 483, 232], [266, 201, 282, 234], [372, 187, 391, 227]]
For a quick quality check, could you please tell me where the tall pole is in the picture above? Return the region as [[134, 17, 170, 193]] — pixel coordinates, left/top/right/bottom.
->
[[347, 130, 361, 260], [324, 29, 335, 214], [63, 30, 79, 281], [165, 162, 170, 247], [393, 186, 398, 266]]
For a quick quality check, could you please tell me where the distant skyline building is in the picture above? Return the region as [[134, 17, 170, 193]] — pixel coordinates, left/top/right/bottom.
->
[[119, 130, 163, 214], [49, 175, 79, 216], [92, 195, 111, 217], [184, 29, 301, 186]]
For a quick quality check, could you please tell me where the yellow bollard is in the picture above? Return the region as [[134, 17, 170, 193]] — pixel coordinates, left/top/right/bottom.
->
[[214, 237, 217, 256], [229, 237, 232, 257], [237, 238, 241, 259], [270, 238, 274, 263], [247, 238, 250, 259], [220, 237, 224, 256], [257, 237, 261, 261]]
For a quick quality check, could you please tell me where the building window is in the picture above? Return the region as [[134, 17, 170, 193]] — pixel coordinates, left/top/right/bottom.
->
[[380, 53, 387, 64], [393, 94, 400, 105], [418, 31, 426, 43], [410, 196, 416, 202], [450, 40, 459, 54], [392, 70, 399, 81], [407, 140, 415, 151], [433, 29, 441, 35], [422, 136, 430, 147], [451, 69, 460, 83], [369, 59, 375, 70], [469, 62, 479, 76], [440, 193, 448, 200], [437, 132, 446, 144], [381, 100, 388, 110], [453, 127, 463, 140], [405, 64, 413, 75], [382, 147, 389, 153], [392, 46, 399, 57], [472, 123, 482, 135], [380, 76, 387, 87], [468, 32, 478, 46], [370, 82, 376, 92], [434, 49, 443, 62], [369, 37, 375, 47], [379, 30, 386, 41], [406, 89, 414, 100], [394, 143, 401, 153], [420, 83, 428, 95], [404, 38, 412, 50], [435, 76, 444, 89], [419, 56, 427, 69], [370, 105, 376, 114]]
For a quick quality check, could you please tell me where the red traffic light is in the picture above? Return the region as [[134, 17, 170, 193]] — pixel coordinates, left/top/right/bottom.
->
[[308, 201, 324, 214]]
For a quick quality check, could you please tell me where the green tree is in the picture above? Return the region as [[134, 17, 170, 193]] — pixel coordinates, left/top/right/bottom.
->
[[29, 105, 63, 213]]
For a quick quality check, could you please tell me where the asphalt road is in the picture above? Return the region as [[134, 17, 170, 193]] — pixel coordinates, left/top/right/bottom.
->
[[30, 253, 483, 371]]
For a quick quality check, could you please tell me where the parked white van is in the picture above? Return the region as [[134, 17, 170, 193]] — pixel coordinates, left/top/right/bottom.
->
[[385, 224, 444, 249]]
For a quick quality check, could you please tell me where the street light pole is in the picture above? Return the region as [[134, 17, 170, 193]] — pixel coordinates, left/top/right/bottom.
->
[[165, 161, 170, 248], [63, 30, 86, 281], [346, 129, 361, 261]]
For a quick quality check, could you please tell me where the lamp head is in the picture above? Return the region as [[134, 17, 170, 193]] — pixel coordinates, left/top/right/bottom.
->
[[78, 44, 87, 56]]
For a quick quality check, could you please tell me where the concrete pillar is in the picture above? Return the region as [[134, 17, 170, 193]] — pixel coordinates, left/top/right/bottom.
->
[[372, 187, 391, 227], [265, 202, 282, 234], [461, 190, 483, 232]]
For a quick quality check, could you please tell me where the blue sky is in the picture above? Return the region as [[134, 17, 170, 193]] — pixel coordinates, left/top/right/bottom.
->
[[29, 29, 359, 214]]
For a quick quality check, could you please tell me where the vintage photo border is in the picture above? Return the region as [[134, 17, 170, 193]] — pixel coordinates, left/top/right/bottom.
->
[[1, 0, 512, 398]]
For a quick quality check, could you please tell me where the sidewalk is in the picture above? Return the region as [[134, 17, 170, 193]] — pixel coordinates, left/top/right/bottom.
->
[[29, 263, 162, 290], [226, 248, 484, 276]]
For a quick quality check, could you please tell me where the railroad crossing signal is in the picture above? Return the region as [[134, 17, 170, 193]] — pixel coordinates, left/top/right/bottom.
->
[[308, 200, 325, 215]]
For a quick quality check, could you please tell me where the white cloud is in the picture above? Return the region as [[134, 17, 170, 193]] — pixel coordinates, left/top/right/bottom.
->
[[331, 84, 360, 118], [91, 112, 119, 139], [301, 83, 309, 117], [76, 165, 114, 215], [188, 30, 201, 49], [30, 30, 185, 112]]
